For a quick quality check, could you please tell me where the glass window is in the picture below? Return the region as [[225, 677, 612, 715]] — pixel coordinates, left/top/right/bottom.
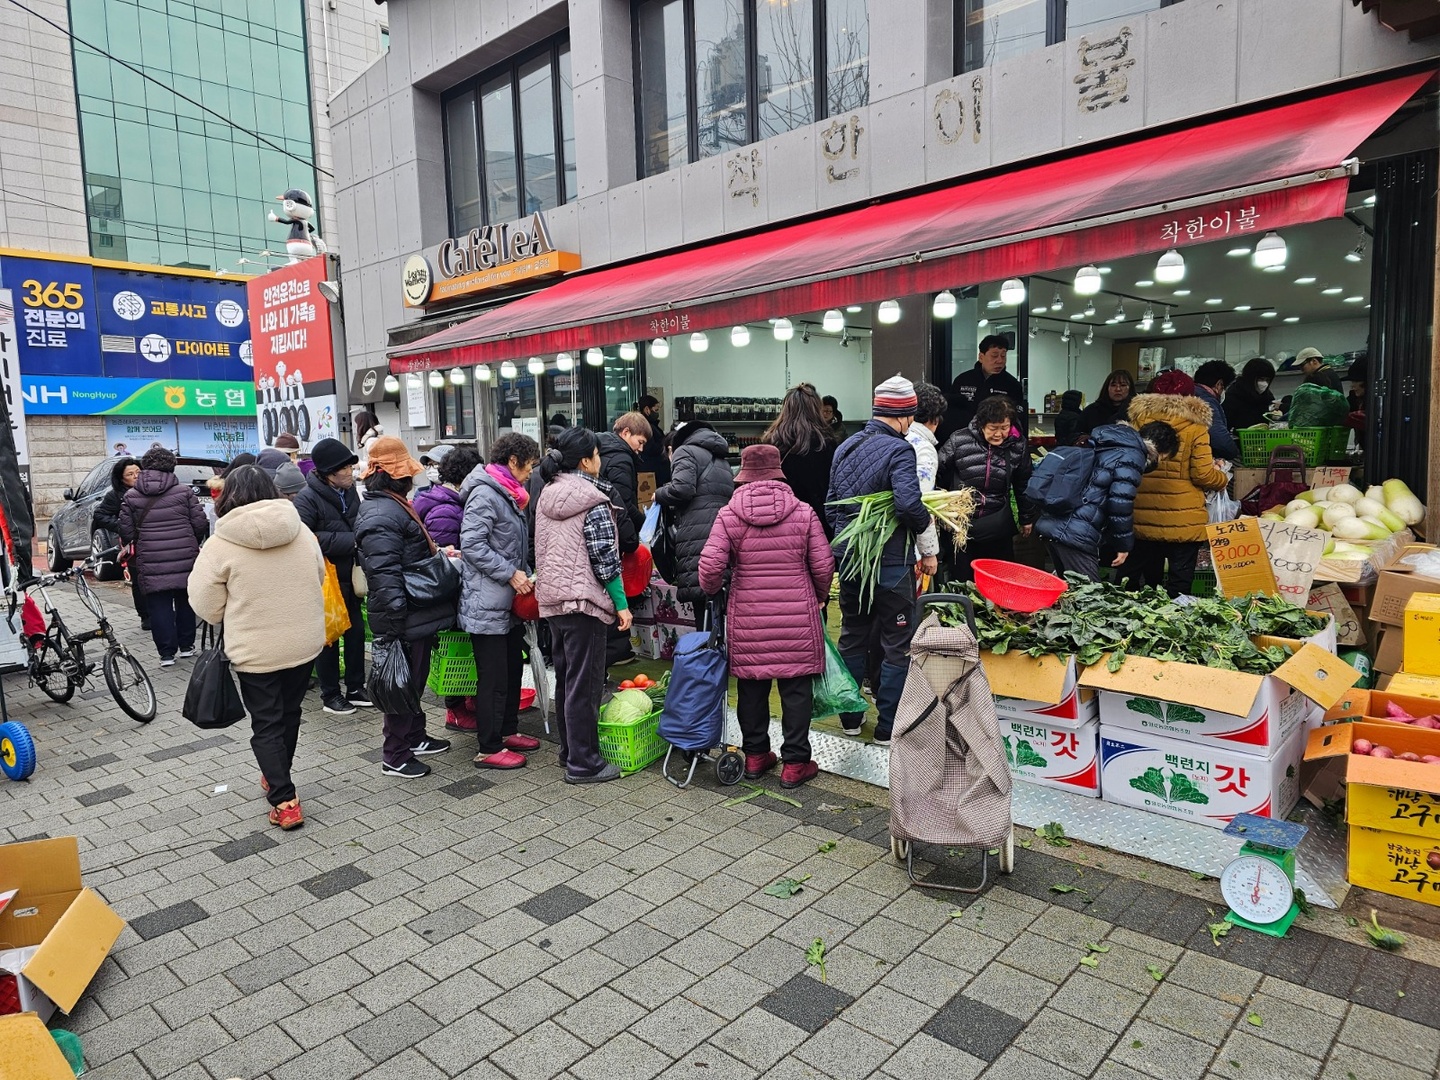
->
[[638, 0, 689, 176], [438, 383, 476, 438], [1066, 0, 1163, 34], [959, 0, 1048, 73], [380, 25, 390, 53], [694, 0, 748, 159], [558, 43, 577, 203], [519, 54, 558, 213], [756, 0, 814, 139], [825, 0, 869, 114], [445, 89, 482, 235], [480, 73, 518, 224]]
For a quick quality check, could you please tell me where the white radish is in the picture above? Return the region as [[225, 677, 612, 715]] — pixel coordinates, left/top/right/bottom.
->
[[1353, 497, 1388, 519], [1332, 516, 1390, 540], [1284, 508, 1322, 530], [1359, 516, 1398, 537], [1305, 487, 1331, 503], [1284, 500, 1311, 515], [1383, 479, 1426, 525], [1329, 483, 1364, 505], [1366, 485, 1385, 502], [1322, 504, 1357, 530]]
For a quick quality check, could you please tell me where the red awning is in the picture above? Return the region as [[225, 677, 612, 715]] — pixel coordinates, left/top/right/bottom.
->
[[392, 73, 1430, 372]]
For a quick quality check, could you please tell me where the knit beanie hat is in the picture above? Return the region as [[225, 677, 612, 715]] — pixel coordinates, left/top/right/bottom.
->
[[873, 374, 918, 417], [1150, 369, 1196, 397], [273, 461, 306, 495]]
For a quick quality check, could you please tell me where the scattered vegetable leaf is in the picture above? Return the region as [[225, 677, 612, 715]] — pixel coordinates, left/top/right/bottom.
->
[[1036, 821, 1072, 847], [1293, 889, 1314, 919], [1345, 916, 1359, 927], [1208, 921, 1232, 947], [1050, 884, 1078, 894], [722, 788, 763, 807], [806, 938, 828, 983], [1190, 871, 1207, 880], [1364, 910, 1405, 951], [1145, 964, 1166, 982], [1131, 1040, 1143, 1049], [763, 875, 811, 898], [948, 910, 966, 919], [817, 840, 837, 854], [1020, 839, 1033, 849], [1246, 1012, 1263, 1027], [1079, 956, 1099, 968], [1084, 943, 1110, 954]]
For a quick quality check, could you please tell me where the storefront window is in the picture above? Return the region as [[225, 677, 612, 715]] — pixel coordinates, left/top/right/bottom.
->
[[634, 0, 871, 177], [442, 35, 575, 230], [956, 0, 1179, 74], [1066, 0, 1166, 35], [437, 381, 477, 439]]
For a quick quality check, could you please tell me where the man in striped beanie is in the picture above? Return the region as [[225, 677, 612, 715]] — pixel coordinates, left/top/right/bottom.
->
[[824, 374, 934, 752]]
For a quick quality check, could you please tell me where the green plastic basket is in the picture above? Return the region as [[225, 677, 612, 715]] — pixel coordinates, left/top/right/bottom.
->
[[1237, 427, 1348, 468], [426, 631, 478, 697], [1190, 568, 1217, 597], [598, 702, 667, 774]]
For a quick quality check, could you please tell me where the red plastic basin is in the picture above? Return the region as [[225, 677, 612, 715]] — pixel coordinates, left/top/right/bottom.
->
[[971, 559, 1067, 613]]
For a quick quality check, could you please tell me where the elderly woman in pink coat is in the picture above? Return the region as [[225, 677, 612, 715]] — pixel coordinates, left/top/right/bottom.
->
[[699, 443, 835, 791]]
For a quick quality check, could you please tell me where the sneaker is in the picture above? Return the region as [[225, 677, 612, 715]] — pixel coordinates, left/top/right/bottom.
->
[[411, 736, 451, 756], [382, 759, 431, 778], [346, 689, 374, 708], [564, 763, 622, 785], [474, 749, 527, 770], [268, 801, 304, 830], [444, 708, 477, 732], [177, 648, 196, 659], [872, 734, 892, 748], [840, 723, 862, 737], [160, 656, 175, 667], [140, 619, 151, 632], [322, 694, 357, 715], [744, 751, 777, 779], [503, 733, 542, 753], [780, 761, 820, 789]]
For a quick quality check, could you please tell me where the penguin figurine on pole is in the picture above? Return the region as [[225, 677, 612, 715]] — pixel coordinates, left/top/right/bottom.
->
[[268, 188, 327, 263]]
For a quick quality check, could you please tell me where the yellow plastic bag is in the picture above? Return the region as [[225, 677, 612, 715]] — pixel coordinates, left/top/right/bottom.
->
[[322, 560, 351, 645]]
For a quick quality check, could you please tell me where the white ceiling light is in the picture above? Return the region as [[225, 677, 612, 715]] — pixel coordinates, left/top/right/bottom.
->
[[976, 317, 989, 328], [1135, 279, 1155, 288], [1346, 234, 1368, 262], [1226, 247, 1251, 257], [1113, 300, 1127, 322], [475, 365, 492, 382], [1293, 276, 1317, 285], [689, 331, 709, 352], [556, 352, 574, 370], [1205, 298, 1223, 306], [823, 308, 847, 331], [1070, 312, 1085, 320], [1259, 311, 1278, 319], [1049, 289, 1063, 312], [1031, 305, 1049, 315], [730, 325, 750, 347], [652, 336, 671, 357], [1252, 231, 1287, 268], [383, 373, 400, 393], [1098, 266, 1112, 274], [1172, 288, 1191, 297], [1234, 305, 1252, 312], [1262, 264, 1287, 273], [1027, 325, 1038, 339], [1061, 324, 1071, 341], [1162, 324, 1176, 335], [1083, 327, 1094, 345], [619, 341, 637, 361], [1321, 286, 1343, 295], [427, 368, 444, 388], [1343, 296, 1365, 303], [1364, 193, 1377, 206], [1073, 265, 1102, 295], [1154, 248, 1186, 284], [877, 300, 901, 324], [930, 293, 957, 320], [1139, 306, 1154, 331], [500, 360, 518, 378], [999, 278, 1026, 305], [773, 318, 794, 340], [1161, 307, 1173, 331], [1083, 301, 1096, 317], [449, 367, 466, 384], [845, 305, 862, 312], [1283, 316, 1300, 323], [527, 356, 545, 375], [986, 299, 1002, 309], [578, 349, 598, 367]]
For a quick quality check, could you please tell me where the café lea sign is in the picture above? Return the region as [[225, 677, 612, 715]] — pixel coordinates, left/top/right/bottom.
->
[[401, 211, 581, 308]]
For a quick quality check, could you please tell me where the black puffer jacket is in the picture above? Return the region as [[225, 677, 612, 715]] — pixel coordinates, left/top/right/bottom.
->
[[119, 471, 208, 593], [778, 440, 837, 539], [938, 420, 1038, 532], [1035, 424, 1147, 554], [355, 492, 457, 641], [597, 431, 643, 554], [293, 471, 358, 575], [91, 459, 134, 537], [654, 425, 734, 602], [828, 421, 930, 570]]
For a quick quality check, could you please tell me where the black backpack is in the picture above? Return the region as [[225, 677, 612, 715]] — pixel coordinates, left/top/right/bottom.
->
[[1025, 445, 1096, 514]]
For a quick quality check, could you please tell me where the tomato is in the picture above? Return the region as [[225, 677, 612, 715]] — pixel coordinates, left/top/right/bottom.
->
[[620, 680, 636, 690], [634, 674, 650, 687]]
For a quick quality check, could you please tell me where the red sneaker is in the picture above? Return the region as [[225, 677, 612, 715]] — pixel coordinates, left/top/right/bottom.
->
[[744, 751, 777, 779], [503, 733, 541, 753], [445, 707, 478, 732], [474, 749, 527, 770], [268, 801, 304, 830], [259, 774, 269, 794], [780, 761, 819, 789]]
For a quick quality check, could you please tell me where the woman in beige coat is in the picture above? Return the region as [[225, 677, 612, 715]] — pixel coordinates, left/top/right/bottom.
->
[[189, 465, 327, 830]]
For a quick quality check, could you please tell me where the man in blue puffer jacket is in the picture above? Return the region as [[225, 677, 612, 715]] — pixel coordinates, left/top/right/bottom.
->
[[826, 375, 933, 747], [1035, 421, 1178, 581]]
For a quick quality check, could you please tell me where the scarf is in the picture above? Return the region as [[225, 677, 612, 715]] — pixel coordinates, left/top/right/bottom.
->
[[486, 463, 529, 509]]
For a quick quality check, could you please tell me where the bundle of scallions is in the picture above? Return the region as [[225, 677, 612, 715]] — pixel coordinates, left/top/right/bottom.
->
[[830, 488, 977, 605]]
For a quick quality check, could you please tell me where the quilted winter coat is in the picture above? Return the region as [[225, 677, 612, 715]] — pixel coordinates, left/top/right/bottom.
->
[[456, 466, 528, 636], [413, 483, 465, 549], [596, 431, 644, 554], [654, 425, 734, 603], [118, 471, 208, 594], [827, 420, 930, 570], [1126, 393, 1230, 543], [293, 471, 359, 576], [1034, 424, 1147, 554], [698, 480, 834, 680], [937, 420, 1038, 533], [355, 493, 457, 641]]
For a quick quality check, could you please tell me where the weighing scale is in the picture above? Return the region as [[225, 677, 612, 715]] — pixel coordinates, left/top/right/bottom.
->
[[1220, 813, 1309, 937]]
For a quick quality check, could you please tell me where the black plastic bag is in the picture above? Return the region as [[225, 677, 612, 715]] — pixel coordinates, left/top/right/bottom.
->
[[182, 623, 247, 729], [368, 637, 420, 716]]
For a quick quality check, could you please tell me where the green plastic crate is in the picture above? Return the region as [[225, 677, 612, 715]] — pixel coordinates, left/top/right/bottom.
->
[[1190, 569, 1217, 597], [426, 631, 478, 697], [598, 702, 667, 774], [1237, 427, 1348, 468]]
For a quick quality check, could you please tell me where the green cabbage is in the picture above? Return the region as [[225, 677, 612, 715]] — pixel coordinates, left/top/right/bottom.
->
[[608, 689, 656, 724]]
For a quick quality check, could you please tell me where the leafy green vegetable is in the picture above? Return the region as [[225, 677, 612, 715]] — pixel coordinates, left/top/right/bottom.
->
[[1364, 910, 1405, 951], [1247, 1012, 1263, 1027], [1168, 773, 1210, 806], [806, 938, 828, 982], [1084, 943, 1110, 954], [1145, 964, 1166, 982], [763, 875, 811, 898], [607, 689, 656, 723], [1079, 955, 1099, 968], [1130, 768, 1168, 801], [1035, 822, 1071, 847], [1050, 884, 1078, 894], [1208, 921, 1232, 946], [1013, 740, 1047, 768], [817, 840, 837, 854]]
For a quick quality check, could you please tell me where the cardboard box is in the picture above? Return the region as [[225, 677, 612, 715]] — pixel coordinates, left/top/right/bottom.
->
[[1374, 625, 1404, 674], [1304, 722, 1440, 842], [1369, 544, 1440, 626], [1320, 688, 1440, 727], [1345, 826, 1440, 908], [1404, 593, 1440, 676], [1386, 672, 1440, 700], [1099, 723, 1305, 828], [1079, 643, 1359, 757], [1308, 584, 1364, 648], [981, 651, 1097, 730], [0, 1012, 78, 1080], [1001, 718, 1100, 797], [636, 472, 657, 510], [1341, 581, 1375, 608], [0, 837, 125, 1023]]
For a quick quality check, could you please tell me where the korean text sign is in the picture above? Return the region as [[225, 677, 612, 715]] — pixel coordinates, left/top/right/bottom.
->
[[244, 259, 334, 397]]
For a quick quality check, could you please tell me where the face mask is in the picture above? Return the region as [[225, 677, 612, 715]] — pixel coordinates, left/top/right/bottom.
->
[[1255, 381, 1270, 393], [425, 466, 440, 483]]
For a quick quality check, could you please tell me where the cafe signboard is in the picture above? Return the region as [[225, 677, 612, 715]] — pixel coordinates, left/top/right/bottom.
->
[[402, 211, 580, 308]]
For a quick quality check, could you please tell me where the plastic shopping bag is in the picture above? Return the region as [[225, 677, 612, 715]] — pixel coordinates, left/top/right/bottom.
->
[[322, 560, 352, 645], [1206, 487, 1241, 524], [811, 636, 869, 720], [640, 503, 662, 546], [368, 637, 421, 716]]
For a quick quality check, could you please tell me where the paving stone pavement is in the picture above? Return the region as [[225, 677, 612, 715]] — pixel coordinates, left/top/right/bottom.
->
[[4, 582, 1440, 1080]]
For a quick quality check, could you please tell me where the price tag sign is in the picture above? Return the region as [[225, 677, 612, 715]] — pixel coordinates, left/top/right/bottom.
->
[[1257, 519, 1328, 605], [1206, 517, 1279, 598], [1311, 466, 1353, 488]]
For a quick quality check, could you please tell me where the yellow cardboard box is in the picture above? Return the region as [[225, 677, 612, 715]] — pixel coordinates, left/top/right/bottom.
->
[[1403, 593, 1440, 677], [0, 1013, 77, 1080], [1346, 826, 1440, 907], [1387, 672, 1440, 700]]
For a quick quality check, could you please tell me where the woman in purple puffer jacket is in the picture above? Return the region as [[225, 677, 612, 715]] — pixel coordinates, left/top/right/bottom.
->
[[699, 444, 834, 791]]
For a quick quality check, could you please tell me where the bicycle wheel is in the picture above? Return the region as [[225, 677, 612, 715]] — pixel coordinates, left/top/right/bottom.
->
[[33, 638, 75, 704], [104, 647, 156, 723]]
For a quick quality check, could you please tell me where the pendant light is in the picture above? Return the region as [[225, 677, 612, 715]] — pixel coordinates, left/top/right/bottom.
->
[[499, 360, 518, 379], [999, 278, 1026, 305], [1139, 306, 1155, 331], [651, 336, 671, 358], [584, 348, 604, 366], [689, 331, 709, 352], [930, 292, 956, 320], [730, 325, 750, 347], [1200, 315, 1214, 334], [877, 300, 901, 324], [1252, 232, 1287, 268], [1161, 307, 1173, 332], [1073, 265, 1102, 296], [1049, 289, 1063, 312], [476, 364, 492, 382], [527, 356, 545, 375], [427, 368, 444, 388], [619, 341, 638, 360], [976, 317, 989, 329], [1083, 327, 1094, 345], [556, 352, 575, 371], [1083, 300, 1096, 317], [383, 373, 400, 393], [449, 367, 466, 385], [773, 318, 794, 341], [1061, 324, 1071, 342], [823, 307, 847, 331], [1154, 248, 1186, 284]]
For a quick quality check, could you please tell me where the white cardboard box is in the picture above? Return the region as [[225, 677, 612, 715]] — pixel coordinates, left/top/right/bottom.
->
[[1002, 718, 1100, 797], [981, 652, 1098, 730], [1099, 723, 1305, 829]]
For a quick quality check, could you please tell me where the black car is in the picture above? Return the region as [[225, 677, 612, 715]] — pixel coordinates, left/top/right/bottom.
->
[[47, 456, 227, 578]]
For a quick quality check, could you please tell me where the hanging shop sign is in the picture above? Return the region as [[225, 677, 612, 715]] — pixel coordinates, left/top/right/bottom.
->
[[244, 258, 339, 450], [401, 212, 581, 308], [0, 289, 30, 492]]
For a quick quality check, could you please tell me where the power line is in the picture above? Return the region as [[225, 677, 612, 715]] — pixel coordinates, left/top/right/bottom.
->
[[4, 0, 332, 180]]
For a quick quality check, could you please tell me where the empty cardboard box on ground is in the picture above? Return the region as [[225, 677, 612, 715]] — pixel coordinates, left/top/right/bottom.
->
[[1370, 544, 1440, 626], [1404, 593, 1440, 676], [0, 837, 125, 1023]]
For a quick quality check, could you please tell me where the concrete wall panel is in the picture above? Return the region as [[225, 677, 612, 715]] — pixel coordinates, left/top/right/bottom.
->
[[721, 146, 769, 235], [1237, 0, 1341, 102], [368, 96, 394, 174], [642, 171, 684, 253], [680, 157, 725, 245], [870, 0, 929, 101], [371, 170, 401, 263], [1144, 0, 1238, 127], [578, 194, 613, 266], [870, 88, 926, 198], [1339, 0, 1440, 77], [990, 47, 1064, 166], [766, 129, 817, 223], [816, 106, 872, 211], [607, 182, 647, 261], [924, 73, 991, 185], [1062, 15, 1146, 147], [545, 201, 580, 254]]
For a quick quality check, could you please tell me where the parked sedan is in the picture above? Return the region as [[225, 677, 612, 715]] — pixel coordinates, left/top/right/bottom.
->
[[47, 456, 227, 577]]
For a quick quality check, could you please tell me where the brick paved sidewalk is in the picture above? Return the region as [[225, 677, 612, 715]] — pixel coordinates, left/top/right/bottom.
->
[[3, 582, 1439, 1080]]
